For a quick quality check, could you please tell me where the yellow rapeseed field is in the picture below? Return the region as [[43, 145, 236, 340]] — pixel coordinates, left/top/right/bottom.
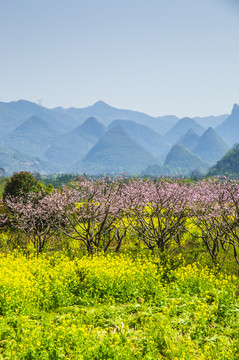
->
[[0, 252, 238, 359]]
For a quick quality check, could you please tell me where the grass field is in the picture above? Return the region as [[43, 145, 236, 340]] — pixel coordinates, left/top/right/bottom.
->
[[0, 252, 238, 359]]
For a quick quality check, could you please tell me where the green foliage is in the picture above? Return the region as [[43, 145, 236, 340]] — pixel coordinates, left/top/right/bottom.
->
[[141, 163, 172, 177], [3, 172, 47, 202], [41, 174, 79, 188], [208, 143, 239, 177]]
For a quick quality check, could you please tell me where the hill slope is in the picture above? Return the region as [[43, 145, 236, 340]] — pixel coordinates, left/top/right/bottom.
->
[[193, 114, 228, 129], [72, 125, 157, 174], [177, 129, 200, 151], [0, 99, 79, 133], [4, 116, 58, 156], [44, 117, 105, 169], [208, 144, 239, 177], [216, 104, 239, 146], [108, 119, 170, 157], [164, 144, 209, 175], [192, 127, 228, 165], [165, 117, 205, 145], [79, 116, 105, 142], [0, 103, 24, 137], [0, 145, 59, 174]]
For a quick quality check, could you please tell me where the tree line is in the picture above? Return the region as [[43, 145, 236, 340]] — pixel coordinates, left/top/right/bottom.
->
[[0, 172, 239, 269]]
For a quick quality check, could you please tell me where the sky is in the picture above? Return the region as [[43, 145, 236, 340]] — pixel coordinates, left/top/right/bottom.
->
[[0, 0, 239, 117]]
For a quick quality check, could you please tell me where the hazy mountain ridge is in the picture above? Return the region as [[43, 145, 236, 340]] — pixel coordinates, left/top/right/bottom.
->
[[0, 99, 237, 175], [164, 144, 209, 175], [108, 119, 171, 158], [0, 100, 79, 134], [193, 114, 228, 129], [4, 116, 59, 157], [216, 104, 239, 146], [0, 102, 24, 136], [44, 117, 105, 169], [80, 116, 106, 142], [165, 117, 205, 145], [192, 127, 228, 165], [54, 100, 179, 133], [177, 129, 200, 151], [0, 145, 59, 174], [72, 125, 157, 175]]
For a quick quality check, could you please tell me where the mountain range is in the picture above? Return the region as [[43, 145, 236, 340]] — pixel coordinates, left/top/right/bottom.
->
[[0, 99, 237, 176], [54, 100, 179, 134]]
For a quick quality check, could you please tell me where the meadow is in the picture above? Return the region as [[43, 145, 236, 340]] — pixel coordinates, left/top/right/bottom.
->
[[0, 252, 238, 359], [0, 174, 239, 359]]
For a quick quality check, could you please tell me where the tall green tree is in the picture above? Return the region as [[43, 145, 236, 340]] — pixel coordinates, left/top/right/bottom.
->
[[3, 172, 46, 202]]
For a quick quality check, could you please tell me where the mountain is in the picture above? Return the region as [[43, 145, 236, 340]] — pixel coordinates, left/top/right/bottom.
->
[[208, 144, 239, 177], [0, 103, 24, 138], [0, 99, 234, 176], [164, 144, 209, 175], [54, 100, 178, 133], [4, 116, 58, 157], [0, 99, 79, 134], [79, 116, 106, 142], [44, 131, 92, 171], [108, 119, 170, 158], [177, 129, 200, 151], [165, 117, 205, 145], [193, 114, 228, 129], [0, 145, 59, 175], [54, 101, 156, 126], [156, 115, 179, 134], [72, 125, 157, 175], [216, 104, 239, 146], [192, 127, 228, 165], [44, 117, 105, 170]]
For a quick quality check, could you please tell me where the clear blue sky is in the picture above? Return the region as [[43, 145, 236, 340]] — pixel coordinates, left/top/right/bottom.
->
[[0, 0, 239, 117]]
